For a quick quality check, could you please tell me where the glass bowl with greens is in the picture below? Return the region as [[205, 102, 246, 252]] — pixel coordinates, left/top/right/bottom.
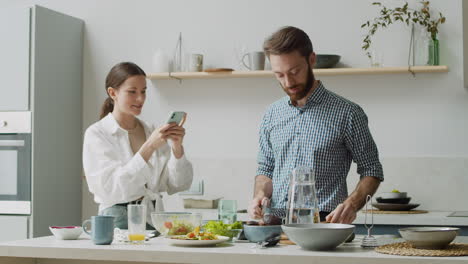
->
[[151, 212, 202, 237]]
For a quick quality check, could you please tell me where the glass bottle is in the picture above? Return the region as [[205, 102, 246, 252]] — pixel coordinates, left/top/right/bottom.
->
[[428, 36, 440, 66]]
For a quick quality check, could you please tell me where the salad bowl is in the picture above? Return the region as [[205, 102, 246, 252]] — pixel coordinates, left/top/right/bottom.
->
[[151, 212, 202, 236]]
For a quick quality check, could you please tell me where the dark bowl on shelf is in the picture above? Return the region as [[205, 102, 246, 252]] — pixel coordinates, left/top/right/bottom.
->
[[315, 54, 341, 68], [376, 197, 411, 204]]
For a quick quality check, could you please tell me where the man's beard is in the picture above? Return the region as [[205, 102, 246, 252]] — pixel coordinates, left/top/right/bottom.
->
[[281, 63, 315, 103]]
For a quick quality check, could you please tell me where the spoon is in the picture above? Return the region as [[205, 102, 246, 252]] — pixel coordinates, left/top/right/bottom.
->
[[255, 235, 281, 249]]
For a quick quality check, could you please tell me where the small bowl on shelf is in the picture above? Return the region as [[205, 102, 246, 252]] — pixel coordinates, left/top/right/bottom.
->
[[49, 226, 83, 240], [315, 54, 341, 68], [399, 227, 459, 249]]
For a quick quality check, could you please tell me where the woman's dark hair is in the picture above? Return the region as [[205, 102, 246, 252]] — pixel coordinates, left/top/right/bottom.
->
[[100, 62, 146, 119], [263, 26, 313, 59]]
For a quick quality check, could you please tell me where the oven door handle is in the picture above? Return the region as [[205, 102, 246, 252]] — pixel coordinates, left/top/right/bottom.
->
[[0, 140, 25, 147]]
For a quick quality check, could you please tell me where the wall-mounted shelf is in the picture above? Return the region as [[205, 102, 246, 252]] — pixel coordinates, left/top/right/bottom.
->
[[147, 65, 448, 80]]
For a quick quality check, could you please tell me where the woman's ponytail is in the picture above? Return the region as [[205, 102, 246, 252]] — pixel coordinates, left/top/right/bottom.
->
[[99, 97, 114, 119]]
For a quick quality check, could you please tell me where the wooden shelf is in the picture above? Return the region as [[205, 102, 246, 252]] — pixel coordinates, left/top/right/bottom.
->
[[147, 65, 449, 80]]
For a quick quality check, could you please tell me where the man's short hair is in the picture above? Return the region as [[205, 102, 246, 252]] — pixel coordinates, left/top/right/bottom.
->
[[263, 26, 313, 59]]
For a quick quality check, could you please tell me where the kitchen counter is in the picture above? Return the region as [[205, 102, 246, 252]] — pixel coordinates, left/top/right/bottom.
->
[[354, 211, 468, 226], [0, 234, 467, 264], [191, 209, 468, 226], [194, 209, 468, 235]]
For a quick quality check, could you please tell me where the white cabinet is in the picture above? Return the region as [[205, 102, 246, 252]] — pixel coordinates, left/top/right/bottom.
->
[[0, 216, 28, 242], [0, 7, 30, 111]]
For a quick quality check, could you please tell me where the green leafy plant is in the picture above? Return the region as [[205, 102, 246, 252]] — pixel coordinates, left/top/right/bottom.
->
[[361, 1, 446, 58]]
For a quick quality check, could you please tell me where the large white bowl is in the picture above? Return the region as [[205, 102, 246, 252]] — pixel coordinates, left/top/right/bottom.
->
[[49, 226, 83, 240], [399, 227, 459, 249], [282, 223, 355, 250]]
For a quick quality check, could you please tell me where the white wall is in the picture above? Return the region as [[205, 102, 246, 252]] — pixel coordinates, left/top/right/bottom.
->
[[2, 0, 467, 220]]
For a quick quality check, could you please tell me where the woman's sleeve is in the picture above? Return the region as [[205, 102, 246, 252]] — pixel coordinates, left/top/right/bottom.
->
[[158, 145, 194, 195], [83, 127, 151, 204]]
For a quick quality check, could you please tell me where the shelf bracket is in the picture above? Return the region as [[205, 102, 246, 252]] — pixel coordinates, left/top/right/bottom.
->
[[168, 71, 182, 83], [407, 66, 416, 77]]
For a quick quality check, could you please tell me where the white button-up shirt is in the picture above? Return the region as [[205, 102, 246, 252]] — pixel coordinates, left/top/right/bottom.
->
[[83, 113, 193, 222]]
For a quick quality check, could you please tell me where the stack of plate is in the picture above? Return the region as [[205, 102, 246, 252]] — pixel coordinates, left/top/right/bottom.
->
[[372, 192, 420, 211]]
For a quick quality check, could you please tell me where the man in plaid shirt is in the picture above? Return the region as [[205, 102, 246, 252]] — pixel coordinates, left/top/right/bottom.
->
[[248, 26, 384, 224]]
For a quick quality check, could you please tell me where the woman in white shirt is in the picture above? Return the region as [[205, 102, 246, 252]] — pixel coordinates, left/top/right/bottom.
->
[[83, 62, 193, 229]]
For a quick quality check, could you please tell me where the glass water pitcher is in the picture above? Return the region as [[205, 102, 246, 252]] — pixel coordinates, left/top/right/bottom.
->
[[285, 166, 320, 224]]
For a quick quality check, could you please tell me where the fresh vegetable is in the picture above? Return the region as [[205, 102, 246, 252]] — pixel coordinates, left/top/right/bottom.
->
[[164, 220, 194, 236], [182, 226, 218, 240], [203, 220, 243, 238]]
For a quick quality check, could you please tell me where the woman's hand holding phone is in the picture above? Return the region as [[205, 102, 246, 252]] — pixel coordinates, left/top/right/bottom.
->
[[140, 112, 187, 161]]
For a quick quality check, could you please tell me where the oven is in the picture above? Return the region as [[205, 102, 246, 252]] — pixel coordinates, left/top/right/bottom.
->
[[0, 112, 31, 215]]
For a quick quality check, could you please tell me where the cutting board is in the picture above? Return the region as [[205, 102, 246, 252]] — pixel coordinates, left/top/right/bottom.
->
[[279, 234, 296, 245]]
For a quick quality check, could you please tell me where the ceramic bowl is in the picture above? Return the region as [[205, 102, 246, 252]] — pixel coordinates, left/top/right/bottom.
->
[[376, 197, 411, 204], [151, 212, 202, 236], [315, 54, 341, 68], [49, 226, 83, 240], [380, 192, 407, 199], [282, 223, 355, 250], [242, 224, 282, 244], [399, 227, 459, 249]]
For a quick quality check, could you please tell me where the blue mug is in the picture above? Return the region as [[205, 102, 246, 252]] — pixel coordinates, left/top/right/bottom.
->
[[82, 216, 115, 245]]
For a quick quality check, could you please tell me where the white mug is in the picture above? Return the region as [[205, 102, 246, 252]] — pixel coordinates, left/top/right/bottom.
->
[[242, 51, 265, 71]]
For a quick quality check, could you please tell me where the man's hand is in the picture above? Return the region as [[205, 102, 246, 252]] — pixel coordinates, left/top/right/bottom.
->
[[326, 176, 381, 224], [248, 197, 267, 219], [325, 202, 357, 224], [249, 175, 273, 219]]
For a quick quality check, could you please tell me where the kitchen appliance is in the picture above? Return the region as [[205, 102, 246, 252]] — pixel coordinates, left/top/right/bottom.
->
[[285, 166, 320, 224], [0, 112, 31, 215]]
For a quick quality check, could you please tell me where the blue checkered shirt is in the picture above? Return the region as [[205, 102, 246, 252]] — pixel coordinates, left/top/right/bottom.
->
[[256, 81, 384, 213]]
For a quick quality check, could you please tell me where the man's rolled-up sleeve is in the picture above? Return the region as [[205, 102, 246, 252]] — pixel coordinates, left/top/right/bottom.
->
[[256, 110, 274, 178], [344, 106, 384, 181]]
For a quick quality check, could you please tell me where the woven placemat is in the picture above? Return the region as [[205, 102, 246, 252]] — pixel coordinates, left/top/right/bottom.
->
[[361, 209, 428, 214], [376, 242, 468, 256]]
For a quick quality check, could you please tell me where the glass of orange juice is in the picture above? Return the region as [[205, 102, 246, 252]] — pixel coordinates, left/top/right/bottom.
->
[[128, 204, 146, 244]]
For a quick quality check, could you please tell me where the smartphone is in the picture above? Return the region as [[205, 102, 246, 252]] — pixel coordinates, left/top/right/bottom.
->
[[167, 111, 186, 125]]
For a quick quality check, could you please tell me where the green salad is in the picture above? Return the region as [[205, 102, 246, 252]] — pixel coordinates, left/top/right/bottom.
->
[[203, 220, 243, 238]]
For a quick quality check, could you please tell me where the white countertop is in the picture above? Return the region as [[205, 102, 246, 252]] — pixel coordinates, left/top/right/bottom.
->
[[354, 211, 468, 226], [0, 234, 467, 264], [190, 209, 468, 226]]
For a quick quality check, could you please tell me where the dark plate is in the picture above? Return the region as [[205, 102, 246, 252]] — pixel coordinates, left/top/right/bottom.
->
[[372, 203, 420, 211], [376, 197, 411, 204]]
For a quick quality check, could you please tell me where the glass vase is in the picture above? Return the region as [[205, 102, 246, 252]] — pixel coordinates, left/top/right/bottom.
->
[[413, 27, 430, 66], [428, 37, 440, 66]]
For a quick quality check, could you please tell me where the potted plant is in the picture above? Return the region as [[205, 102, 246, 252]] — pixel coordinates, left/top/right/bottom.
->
[[361, 1, 446, 65]]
